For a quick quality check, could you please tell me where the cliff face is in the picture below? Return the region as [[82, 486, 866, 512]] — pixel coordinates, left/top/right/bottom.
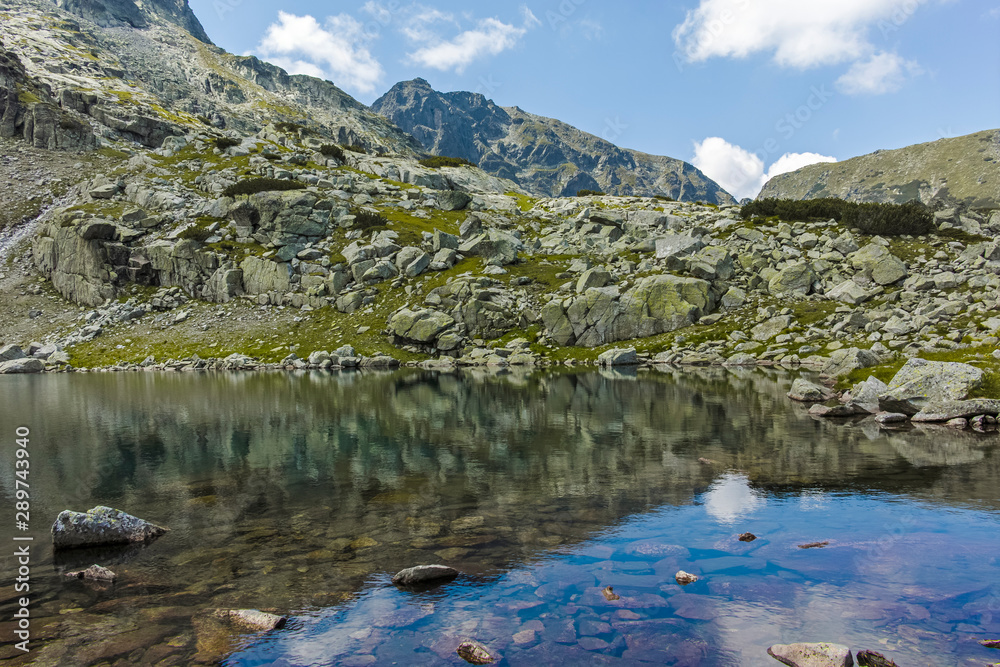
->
[[759, 130, 1000, 210], [0, 0, 423, 152], [372, 78, 735, 205]]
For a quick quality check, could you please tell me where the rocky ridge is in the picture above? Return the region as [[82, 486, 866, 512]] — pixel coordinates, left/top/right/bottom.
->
[[372, 78, 734, 204], [760, 129, 1000, 210]]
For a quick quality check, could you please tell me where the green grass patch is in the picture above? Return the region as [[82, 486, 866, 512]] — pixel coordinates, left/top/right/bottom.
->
[[419, 155, 476, 169]]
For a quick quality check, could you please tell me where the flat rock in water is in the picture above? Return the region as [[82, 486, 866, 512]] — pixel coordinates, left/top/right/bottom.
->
[[391, 564, 459, 586], [65, 564, 117, 582], [457, 640, 496, 665], [875, 412, 909, 425], [738, 532, 757, 542], [215, 609, 287, 631], [855, 649, 899, 667], [767, 642, 854, 667], [809, 404, 864, 418], [911, 399, 1000, 422], [981, 639, 1000, 649], [51, 506, 168, 549], [601, 586, 621, 601], [798, 541, 830, 550]]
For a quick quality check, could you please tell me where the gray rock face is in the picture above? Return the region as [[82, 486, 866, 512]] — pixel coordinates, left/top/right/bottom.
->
[[436, 190, 472, 211], [215, 609, 287, 631], [655, 234, 705, 261], [769, 263, 815, 296], [788, 378, 834, 402], [879, 358, 984, 414], [240, 257, 291, 295], [767, 642, 854, 667], [847, 376, 888, 412], [51, 506, 168, 549], [389, 308, 456, 345], [0, 344, 26, 362], [827, 280, 872, 305], [576, 268, 612, 293], [821, 348, 881, 377], [542, 275, 714, 348], [0, 358, 45, 374], [751, 315, 792, 342], [597, 348, 638, 366], [391, 564, 460, 586], [371, 78, 735, 203], [911, 399, 1000, 422], [849, 243, 907, 286]]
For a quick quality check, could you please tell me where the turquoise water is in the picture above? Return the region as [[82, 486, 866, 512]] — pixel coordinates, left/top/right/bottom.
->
[[0, 367, 998, 666]]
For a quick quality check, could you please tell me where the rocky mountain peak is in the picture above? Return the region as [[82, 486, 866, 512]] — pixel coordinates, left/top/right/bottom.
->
[[372, 79, 734, 204], [52, 0, 211, 43]]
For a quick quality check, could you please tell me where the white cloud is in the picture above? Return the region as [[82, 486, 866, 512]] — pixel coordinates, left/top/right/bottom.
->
[[254, 11, 384, 95], [673, 0, 929, 94], [406, 7, 539, 73], [835, 51, 922, 95], [692, 136, 836, 200]]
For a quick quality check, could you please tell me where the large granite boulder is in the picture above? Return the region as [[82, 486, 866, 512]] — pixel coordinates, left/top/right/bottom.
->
[[767, 642, 854, 666], [391, 564, 459, 586], [0, 358, 44, 374], [879, 358, 984, 415], [769, 262, 815, 297], [850, 243, 907, 286], [389, 308, 455, 345], [51, 506, 168, 549], [821, 348, 881, 378]]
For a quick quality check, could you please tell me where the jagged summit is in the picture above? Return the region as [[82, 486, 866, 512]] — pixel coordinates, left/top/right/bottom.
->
[[53, 0, 212, 43], [373, 79, 735, 204]]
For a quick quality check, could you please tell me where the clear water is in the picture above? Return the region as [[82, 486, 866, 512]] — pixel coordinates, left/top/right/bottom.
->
[[0, 367, 998, 666]]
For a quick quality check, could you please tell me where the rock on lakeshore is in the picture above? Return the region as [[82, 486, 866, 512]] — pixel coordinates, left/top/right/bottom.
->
[[215, 609, 288, 632], [65, 564, 117, 582], [391, 564, 459, 586], [878, 358, 984, 414], [51, 506, 168, 549], [767, 642, 854, 667]]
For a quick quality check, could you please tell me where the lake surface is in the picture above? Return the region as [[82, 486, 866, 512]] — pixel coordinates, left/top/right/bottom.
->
[[0, 367, 998, 666]]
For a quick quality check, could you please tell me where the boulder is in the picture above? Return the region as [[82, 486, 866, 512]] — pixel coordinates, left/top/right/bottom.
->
[[51, 506, 168, 549], [850, 243, 907, 286], [0, 358, 44, 374], [788, 378, 834, 402], [0, 344, 26, 361], [437, 190, 472, 211], [878, 359, 984, 415], [751, 315, 792, 342], [576, 268, 612, 293], [433, 229, 460, 251], [215, 609, 287, 632], [827, 280, 872, 306], [389, 308, 455, 344], [597, 348, 638, 366], [65, 564, 117, 582], [911, 399, 1000, 423], [855, 650, 899, 667], [846, 376, 888, 412], [767, 642, 854, 667], [203, 267, 243, 303], [821, 348, 881, 378], [456, 641, 496, 665], [769, 262, 815, 296], [675, 571, 699, 585], [655, 234, 704, 261], [391, 564, 459, 586]]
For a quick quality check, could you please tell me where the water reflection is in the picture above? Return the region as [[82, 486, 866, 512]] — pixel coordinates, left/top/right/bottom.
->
[[0, 367, 996, 666]]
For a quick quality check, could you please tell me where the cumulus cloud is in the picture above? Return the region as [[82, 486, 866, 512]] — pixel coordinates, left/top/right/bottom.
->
[[692, 136, 836, 200], [673, 0, 929, 93], [406, 7, 540, 73], [836, 51, 922, 95], [254, 11, 384, 95]]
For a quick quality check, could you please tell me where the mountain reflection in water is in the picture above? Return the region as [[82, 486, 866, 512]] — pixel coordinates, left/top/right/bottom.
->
[[0, 367, 997, 666]]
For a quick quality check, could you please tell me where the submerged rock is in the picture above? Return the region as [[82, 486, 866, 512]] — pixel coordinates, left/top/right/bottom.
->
[[855, 649, 899, 667], [767, 642, 854, 667], [456, 640, 496, 665], [798, 541, 830, 550], [51, 506, 168, 549], [215, 609, 287, 632], [65, 564, 117, 582], [391, 564, 459, 586], [601, 586, 620, 601]]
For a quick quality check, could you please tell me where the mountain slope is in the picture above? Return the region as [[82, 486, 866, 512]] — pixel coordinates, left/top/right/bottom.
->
[[759, 130, 1000, 209], [0, 0, 422, 152], [372, 78, 735, 204]]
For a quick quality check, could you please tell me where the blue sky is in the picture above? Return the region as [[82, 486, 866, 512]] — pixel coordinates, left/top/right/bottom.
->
[[188, 0, 1000, 199]]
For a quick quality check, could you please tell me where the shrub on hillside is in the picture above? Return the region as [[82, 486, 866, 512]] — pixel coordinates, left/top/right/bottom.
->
[[843, 201, 934, 236], [319, 144, 345, 160], [223, 178, 306, 198], [212, 137, 241, 150], [654, 194, 675, 202], [177, 225, 212, 242], [342, 144, 367, 154], [419, 156, 476, 169], [576, 189, 605, 197], [352, 209, 389, 230], [274, 121, 308, 135], [741, 197, 934, 236]]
